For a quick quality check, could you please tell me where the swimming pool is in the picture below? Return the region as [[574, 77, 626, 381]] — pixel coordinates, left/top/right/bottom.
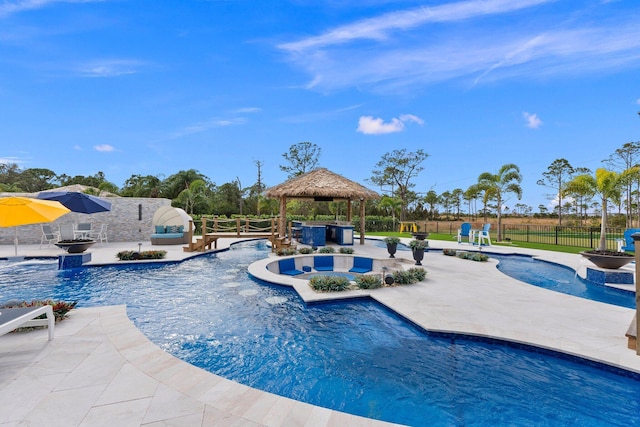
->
[[490, 253, 635, 308], [1, 241, 639, 425]]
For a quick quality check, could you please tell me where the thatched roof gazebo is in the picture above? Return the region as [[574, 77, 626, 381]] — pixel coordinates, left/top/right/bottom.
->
[[265, 168, 380, 245]]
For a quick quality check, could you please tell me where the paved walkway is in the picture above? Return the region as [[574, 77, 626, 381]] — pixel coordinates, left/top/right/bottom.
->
[[1, 238, 639, 426]]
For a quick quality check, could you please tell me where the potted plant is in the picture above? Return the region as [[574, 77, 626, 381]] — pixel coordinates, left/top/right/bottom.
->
[[383, 236, 401, 258], [568, 168, 638, 269], [409, 239, 428, 265]]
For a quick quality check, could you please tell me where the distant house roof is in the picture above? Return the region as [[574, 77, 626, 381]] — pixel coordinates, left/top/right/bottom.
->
[[39, 184, 120, 198]]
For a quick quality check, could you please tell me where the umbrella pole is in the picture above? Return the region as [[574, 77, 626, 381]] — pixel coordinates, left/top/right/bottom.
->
[[14, 228, 18, 256]]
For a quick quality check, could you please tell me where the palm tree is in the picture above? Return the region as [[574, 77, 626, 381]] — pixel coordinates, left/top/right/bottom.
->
[[477, 163, 522, 242], [378, 195, 402, 226], [567, 167, 639, 251], [176, 179, 208, 214]]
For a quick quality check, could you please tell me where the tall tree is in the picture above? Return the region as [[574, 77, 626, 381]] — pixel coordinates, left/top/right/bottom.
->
[[214, 182, 244, 216], [369, 148, 429, 221], [59, 171, 108, 189], [0, 163, 22, 186], [379, 195, 402, 225], [121, 174, 163, 197], [423, 190, 440, 220], [254, 160, 265, 215], [175, 179, 209, 214], [451, 188, 464, 219], [163, 169, 210, 200], [440, 191, 453, 217], [17, 168, 58, 192], [464, 184, 482, 220], [280, 142, 321, 178], [604, 141, 640, 227], [567, 168, 638, 251], [537, 158, 574, 225], [477, 163, 523, 241]]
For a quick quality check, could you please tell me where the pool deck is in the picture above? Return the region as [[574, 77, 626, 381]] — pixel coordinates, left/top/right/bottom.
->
[[1, 238, 639, 426]]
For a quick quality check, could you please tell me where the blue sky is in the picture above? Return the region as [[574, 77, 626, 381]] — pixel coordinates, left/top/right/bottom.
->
[[1, 0, 639, 211]]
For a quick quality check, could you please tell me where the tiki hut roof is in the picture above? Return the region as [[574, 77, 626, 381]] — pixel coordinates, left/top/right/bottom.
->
[[265, 168, 379, 201]]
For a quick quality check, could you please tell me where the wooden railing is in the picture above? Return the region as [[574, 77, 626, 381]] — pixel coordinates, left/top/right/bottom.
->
[[183, 217, 281, 252]]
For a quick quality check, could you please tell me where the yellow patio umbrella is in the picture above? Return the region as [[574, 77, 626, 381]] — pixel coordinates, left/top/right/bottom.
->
[[0, 197, 71, 256]]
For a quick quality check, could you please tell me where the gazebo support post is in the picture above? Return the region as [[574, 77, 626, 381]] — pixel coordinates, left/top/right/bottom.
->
[[346, 200, 352, 222], [278, 196, 287, 238], [359, 198, 365, 245]]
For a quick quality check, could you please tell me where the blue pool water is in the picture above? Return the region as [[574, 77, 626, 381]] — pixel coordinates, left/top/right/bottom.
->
[[1, 241, 640, 426], [490, 253, 636, 308]]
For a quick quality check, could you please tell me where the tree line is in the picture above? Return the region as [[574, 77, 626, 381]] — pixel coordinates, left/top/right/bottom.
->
[[1, 141, 639, 233]]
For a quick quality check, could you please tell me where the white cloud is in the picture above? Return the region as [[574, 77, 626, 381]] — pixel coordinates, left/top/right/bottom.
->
[[357, 114, 424, 134], [279, 0, 551, 52], [233, 107, 261, 114], [0, 156, 24, 164], [172, 117, 247, 138], [636, 98, 640, 105], [0, 0, 104, 19], [72, 145, 82, 150], [78, 59, 142, 78], [278, 1, 640, 92], [523, 112, 543, 129], [399, 114, 424, 125], [94, 144, 114, 152]]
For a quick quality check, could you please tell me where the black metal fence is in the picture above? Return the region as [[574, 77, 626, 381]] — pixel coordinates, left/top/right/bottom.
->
[[421, 221, 625, 251], [279, 215, 627, 250]]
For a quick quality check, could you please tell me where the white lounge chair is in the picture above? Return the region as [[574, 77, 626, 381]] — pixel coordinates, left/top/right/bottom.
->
[[0, 306, 55, 341], [476, 224, 492, 246], [73, 223, 92, 239], [88, 224, 108, 243], [40, 224, 59, 248], [58, 224, 75, 241]]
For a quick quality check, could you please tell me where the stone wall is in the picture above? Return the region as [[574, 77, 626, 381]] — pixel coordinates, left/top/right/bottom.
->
[[0, 197, 172, 245]]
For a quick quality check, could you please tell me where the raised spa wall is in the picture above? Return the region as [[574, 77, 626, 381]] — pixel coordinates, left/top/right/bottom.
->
[[265, 254, 402, 276]]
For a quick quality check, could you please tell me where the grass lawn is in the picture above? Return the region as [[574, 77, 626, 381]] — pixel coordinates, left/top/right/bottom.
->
[[367, 232, 590, 254]]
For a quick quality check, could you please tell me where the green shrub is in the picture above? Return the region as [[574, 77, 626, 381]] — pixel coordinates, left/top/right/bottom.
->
[[383, 236, 401, 245], [116, 250, 167, 261], [298, 247, 315, 254], [318, 246, 336, 253], [339, 247, 355, 254], [409, 239, 429, 250], [392, 270, 414, 285], [391, 268, 426, 285], [276, 248, 297, 256], [442, 248, 457, 256], [309, 275, 350, 292], [355, 274, 383, 289], [1, 299, 78, 322], [456, 251, 489, 262], [407, 267, 427, 282]]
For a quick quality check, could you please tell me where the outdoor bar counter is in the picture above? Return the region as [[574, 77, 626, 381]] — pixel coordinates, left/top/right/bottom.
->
[[294, 221, 354, 246]]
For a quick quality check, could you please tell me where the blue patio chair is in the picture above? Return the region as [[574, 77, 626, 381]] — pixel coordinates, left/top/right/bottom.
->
[[314, 256, 334, 271], [278, 258, 303, 276], [617, 228, 640, 252], [476, 224, 492, 246], [457, 222, 472, 244], [349, 257, 373, 274]]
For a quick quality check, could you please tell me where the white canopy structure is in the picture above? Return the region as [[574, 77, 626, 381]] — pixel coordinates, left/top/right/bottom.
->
[[152, 206, 192, 229]]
